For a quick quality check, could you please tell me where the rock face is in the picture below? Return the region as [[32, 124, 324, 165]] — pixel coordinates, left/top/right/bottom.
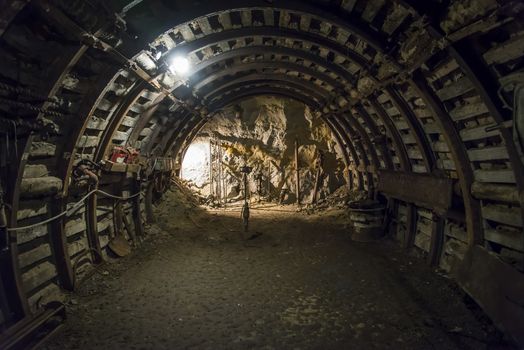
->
[[180, 96, 347, 203]]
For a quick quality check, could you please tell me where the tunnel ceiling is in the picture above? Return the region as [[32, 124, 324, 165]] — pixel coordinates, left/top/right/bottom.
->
[[1, 0, 524, 346]]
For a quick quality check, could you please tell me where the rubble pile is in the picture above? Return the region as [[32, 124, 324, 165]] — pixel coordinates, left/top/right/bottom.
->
[[154, 177, 207, 232], [304, 185, 367, 213]]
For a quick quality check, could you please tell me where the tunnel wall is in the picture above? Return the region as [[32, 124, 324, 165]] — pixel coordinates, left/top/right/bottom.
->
[[0, 0, 523, 345], [185, 96, 347, 202]]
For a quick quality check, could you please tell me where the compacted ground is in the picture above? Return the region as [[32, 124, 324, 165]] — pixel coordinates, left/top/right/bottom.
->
[[44, 197, 510, 349]]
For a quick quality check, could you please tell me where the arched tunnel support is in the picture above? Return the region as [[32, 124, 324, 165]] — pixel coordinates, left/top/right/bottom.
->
[[0, 0, 524, 347]]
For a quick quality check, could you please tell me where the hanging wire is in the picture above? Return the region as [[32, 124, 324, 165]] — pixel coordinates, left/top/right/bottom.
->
[[6, 189, 142, 232]]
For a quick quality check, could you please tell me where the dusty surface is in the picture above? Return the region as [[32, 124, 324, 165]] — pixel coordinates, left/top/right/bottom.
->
[[44, 197, 509, 349]]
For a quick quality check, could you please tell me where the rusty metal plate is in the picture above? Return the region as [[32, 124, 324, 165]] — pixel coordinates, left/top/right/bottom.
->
[[377, 170, 453, 212]]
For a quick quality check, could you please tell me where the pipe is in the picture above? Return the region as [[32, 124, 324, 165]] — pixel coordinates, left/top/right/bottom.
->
[[77, 164, 99, 184]]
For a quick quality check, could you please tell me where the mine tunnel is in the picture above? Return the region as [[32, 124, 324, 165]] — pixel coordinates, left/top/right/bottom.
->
[[0, 0, 523, 349]]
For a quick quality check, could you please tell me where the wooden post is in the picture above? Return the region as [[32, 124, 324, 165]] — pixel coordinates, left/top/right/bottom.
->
[[220, 143, 226, 205], [209, 140, 213, 197], [216, 142, 222, 201], [312, 151, 323, 204], [295, 139, 300, 205], [267, 160, 271, 200]]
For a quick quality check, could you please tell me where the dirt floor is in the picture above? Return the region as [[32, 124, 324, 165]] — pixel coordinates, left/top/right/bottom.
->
[[43, 191, 512, 349]]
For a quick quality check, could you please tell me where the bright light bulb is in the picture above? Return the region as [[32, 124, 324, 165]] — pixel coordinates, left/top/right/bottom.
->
[[169, 56, 190, 75], [154, 51, 162, 60]]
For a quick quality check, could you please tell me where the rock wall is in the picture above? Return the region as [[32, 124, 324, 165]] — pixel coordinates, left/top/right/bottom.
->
[[181, 96, 347, 204]]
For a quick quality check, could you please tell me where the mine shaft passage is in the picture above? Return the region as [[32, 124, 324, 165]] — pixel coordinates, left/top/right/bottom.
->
[[44, 97, 510, 349], [1, 0, 524, 349], [43, 188, 505, 350]]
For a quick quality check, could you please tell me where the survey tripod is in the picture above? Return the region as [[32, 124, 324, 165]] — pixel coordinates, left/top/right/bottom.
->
[[240, 165, 252, 232]]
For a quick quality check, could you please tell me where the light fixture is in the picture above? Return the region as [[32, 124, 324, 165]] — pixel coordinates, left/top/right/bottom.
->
[[150, 43, 167, 61], [169, 55, 191, 76]]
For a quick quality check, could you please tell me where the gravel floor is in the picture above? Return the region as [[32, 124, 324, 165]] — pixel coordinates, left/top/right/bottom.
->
[[43, 205, 510, 350]]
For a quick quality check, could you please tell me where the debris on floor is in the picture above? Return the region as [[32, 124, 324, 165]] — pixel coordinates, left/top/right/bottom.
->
[[42, 194, 511, 350]]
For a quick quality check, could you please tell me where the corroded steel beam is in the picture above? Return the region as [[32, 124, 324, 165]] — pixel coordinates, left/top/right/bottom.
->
[[367, 98, 411, 171], [410, 70, 483, 245], [168, 26, 372, 72], [93, 82, 148, 162], [367, 97, 415, 248], [386, 86, 436, 173], [188, 46, 357, 86], [204, 77, 331, 104], [448, 45, 524, 230], [160, 111, 195, 156], [352, 105, 394, 170], [341, 112, 382, 173], [208, 86, 324, 112], [194, 61, 346, 94], [121, 1, 388, 54], [327, 116, 364, 190]]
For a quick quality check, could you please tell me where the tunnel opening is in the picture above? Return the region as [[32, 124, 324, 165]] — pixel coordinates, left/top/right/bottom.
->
[[179, 96, 349, 207], [180, 140, 211, 193], [0, 0, 523, 348]]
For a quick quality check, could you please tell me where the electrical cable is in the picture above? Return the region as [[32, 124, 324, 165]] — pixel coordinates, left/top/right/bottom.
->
[[6, 189, 142, 232]]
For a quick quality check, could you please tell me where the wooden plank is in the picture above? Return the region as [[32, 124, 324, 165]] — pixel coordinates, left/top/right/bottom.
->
[[482, 204, 522, 227], [361, 0, 386, 23], [65, 217, 87, 236], [415, 232, 431, 252], [468, 146, 509, 161], [381, 4, 409, 35], [77, 135, 99, 148], [68, 239, 88, 257], [17, 201, 48, 221], [422, 123, 440, 134], [471, 182, 520, 204], [341, 0, 358, 12], [378, 170, 453, 212], [449, 102, 489, 121], [218, 12, 232, 30], [436, 77, 474, 101], [429, 59, 459, 82], [460, 125, 499, 141], [474, 169, 515, 183], [18, 244, 52, 269], [433, 141, 449, 152], [22, 262, 57, 293], [20, 177, 62, 198], [484, 228, 523, 251], [22, 165, 49, 178], [29, 142, 56, 158], [483, 33, 524, 65]]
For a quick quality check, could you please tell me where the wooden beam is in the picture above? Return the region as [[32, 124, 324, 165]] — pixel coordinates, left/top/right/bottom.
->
[[295, 139, 300, 205], [378, 170, 454, 213]]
